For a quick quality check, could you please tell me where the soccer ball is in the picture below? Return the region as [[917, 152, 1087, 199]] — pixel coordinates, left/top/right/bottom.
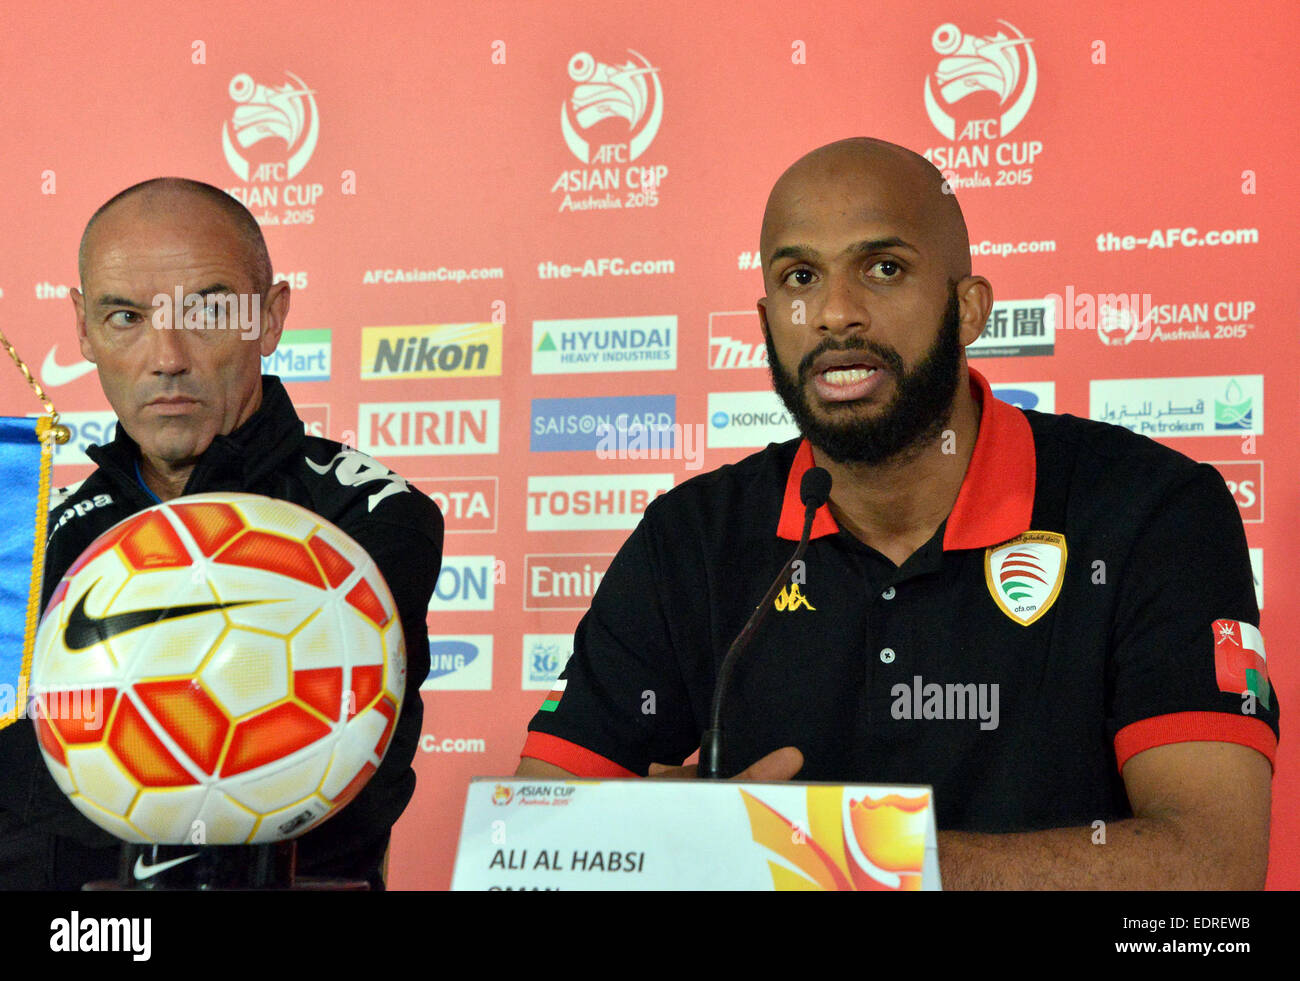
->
[[29, 492, 405, 845]]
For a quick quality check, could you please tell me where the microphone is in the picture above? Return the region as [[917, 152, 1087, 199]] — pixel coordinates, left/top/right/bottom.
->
[[698, 466, 831, 779]]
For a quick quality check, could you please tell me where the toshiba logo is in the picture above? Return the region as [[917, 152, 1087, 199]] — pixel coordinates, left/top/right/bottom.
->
[[525, 474, 672, 531], [524, 554, 613, 610], [357, 400, 500, 456]]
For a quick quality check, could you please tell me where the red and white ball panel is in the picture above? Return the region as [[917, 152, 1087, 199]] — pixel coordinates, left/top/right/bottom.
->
[[30, 492, 406, 844]]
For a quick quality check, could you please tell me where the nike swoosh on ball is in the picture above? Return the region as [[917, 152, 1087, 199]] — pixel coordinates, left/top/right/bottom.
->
[[63, 582, 257, 651]]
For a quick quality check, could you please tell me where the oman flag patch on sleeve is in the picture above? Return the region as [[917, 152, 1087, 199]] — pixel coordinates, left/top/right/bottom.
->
[[1213, 620, 1270, 710]]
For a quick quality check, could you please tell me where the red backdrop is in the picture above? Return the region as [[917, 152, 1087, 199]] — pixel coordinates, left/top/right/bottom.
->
[[1, 0, 1295, 889]]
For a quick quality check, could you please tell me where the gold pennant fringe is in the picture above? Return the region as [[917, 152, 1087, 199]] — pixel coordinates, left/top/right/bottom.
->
[[0, 325, 71, 445], [0, 328, 69, 728]]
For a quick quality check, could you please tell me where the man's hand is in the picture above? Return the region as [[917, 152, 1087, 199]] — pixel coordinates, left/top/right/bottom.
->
[[647, 746, 804, 781]]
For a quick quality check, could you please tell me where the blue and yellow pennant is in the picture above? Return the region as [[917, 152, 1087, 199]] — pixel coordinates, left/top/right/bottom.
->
[[0, 416, 56, 730]]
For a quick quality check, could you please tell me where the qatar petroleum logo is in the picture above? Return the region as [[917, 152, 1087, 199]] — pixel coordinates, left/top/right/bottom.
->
[[221, 70, 320, 182], [984, 531, 1065, 626], [924, 20, 1036, 140], [561, 49, 663, 163], [1214, 379, 1253, 431]]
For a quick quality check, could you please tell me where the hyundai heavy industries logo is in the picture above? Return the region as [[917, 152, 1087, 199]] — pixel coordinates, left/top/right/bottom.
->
[[533, 316, 676, 374], [531, 396, 675, 452]]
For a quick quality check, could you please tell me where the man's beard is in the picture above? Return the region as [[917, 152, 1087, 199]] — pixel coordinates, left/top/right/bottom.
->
[[765, 286, 963, 465]]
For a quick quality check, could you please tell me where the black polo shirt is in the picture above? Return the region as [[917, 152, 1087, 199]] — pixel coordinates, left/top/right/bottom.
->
[[522, 369, 1278, 832]]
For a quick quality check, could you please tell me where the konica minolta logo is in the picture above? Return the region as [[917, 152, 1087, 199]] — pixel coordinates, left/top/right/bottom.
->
[[706, 392, 799, 449]]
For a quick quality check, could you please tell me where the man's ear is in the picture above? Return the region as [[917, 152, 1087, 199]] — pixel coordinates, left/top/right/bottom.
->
[[956, 275, 993, 348], [258, 280, 291, 356], [72, 288, 96, 363], [757, 295, 771, 341]]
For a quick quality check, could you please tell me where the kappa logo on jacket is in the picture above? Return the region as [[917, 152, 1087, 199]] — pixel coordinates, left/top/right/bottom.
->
[[49, 490, 113, 539], [305, 446, 410, 512]]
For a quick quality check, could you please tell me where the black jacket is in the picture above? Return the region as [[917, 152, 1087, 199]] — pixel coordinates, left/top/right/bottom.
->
[[0, 376, 443, 887]]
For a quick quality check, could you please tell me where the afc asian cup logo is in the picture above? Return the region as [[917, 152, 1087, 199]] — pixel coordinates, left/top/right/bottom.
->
[[561, 49, 663, 163], [923, 20, 1037, 140], [1098, 304, 1149, 345], [221, 70, 320, 182]]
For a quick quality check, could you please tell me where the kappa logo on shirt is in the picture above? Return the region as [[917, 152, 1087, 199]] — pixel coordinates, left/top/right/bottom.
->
[[305, 447, 410, 512], [985, 531, 1067, 625], [774, 583, 815, 612]]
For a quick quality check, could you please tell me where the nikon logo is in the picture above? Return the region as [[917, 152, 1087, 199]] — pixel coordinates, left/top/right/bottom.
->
[[361, 323, 502, 380]]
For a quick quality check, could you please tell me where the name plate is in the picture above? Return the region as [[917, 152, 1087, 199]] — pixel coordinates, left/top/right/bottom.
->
[[451, 778, 940, 890]]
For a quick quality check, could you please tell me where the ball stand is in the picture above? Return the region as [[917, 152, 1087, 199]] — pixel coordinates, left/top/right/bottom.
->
[[81, 842, 369, 891]]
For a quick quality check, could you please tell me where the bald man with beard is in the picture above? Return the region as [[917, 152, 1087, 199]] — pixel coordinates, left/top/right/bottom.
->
[[516, 138, 1275, 889]]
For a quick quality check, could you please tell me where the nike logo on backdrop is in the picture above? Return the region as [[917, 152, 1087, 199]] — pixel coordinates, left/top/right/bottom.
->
[[133, 853, 200, 880], [63, 581, 257, 651], [41, 346, 97, 387]]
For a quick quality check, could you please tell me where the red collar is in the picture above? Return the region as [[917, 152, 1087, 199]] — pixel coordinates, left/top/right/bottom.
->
[[775, 367, 1036, 549]]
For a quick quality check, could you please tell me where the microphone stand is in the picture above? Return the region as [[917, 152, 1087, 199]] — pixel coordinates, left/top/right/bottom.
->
[[698, 468, 829, 779]]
